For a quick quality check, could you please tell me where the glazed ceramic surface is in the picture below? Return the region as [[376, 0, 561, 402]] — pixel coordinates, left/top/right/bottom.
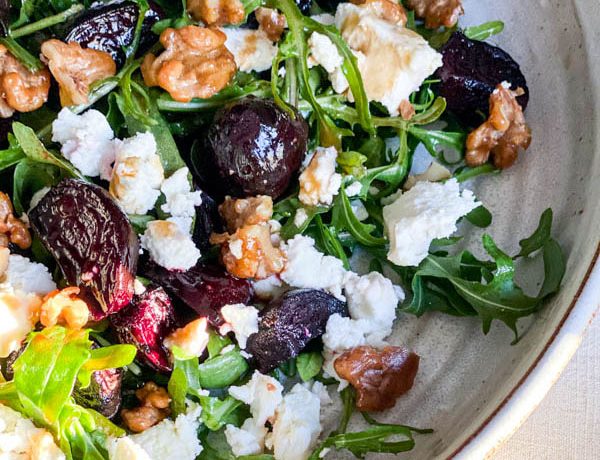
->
[[326, 0, 600, 457]]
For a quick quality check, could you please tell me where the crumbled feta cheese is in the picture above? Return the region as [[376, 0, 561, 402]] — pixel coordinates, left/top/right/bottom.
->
[[350, 199, 369, 221], [310, 13, 335, 25], [345, 181, 362, 197], [220, 303, 259, 349], [293, 208, 309, 227], [107, 436, 151, 460], [334, 3, 443, 115], [404, 161, 452, 190], [223, 28, 278, 72], [29, 186, 50, 210], [229, 371, 283, 426], [252, 275, 287, 301], [140, 220, 200, 271], [160, 167, 202, 223], [0, 404, 65, 460], [134, 279, 147, 296], [167, 216, 194, 235], [309, 381, 332, 406], [224, 418, 268, 457], [321, 314, 369, 353], [129, 404, 203, 460], [268, 384, 321, 460], [299, 147, 342, 207], [383, 179, 480, 266], [308, 32, 344, 77], [52, 108, 115, 180], [2, 254, 56, 295], [164, 318, 210, 358], [280, 235, 347, 299], [110, 132, 164, 215]]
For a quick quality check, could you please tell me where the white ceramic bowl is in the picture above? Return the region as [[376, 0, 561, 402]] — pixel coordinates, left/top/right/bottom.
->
[[333, 0, 600, 457]]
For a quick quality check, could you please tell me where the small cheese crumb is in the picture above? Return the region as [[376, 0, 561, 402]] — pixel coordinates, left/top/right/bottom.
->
[[382, 179, 480, 266], [345, 181, 362, 197], [52, 108, 115, 180], [299, 147, 342, 206], [220, 303, 260, 349], [160, 167, 202, 227], [224, 418, 268, 457], [2, 254, 56, 295], [140, 220, 200, 271], [164, 318, 210, 358], [229, 371, 283, 426], [223, 28, 278, 72], [293, 208, 309, 227]]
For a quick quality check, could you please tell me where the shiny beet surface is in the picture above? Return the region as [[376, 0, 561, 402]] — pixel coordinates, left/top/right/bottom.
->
[[246, 289, 348, 373], [193, 191, 222, 252], [111, 286, 177, 373], [200, 97, 308, 199], [64, 1, 163, 67], [142, 262, 253, 327], [436, 32, 529, 126], [74, 366, 123, 418], [29, 179, 139, 320]]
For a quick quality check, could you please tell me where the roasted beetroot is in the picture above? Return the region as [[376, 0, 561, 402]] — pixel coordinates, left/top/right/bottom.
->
[[142, 262, 253, 327], [246, 289, 348, 373], [192, 191, 222, 251], [436, 32, 529, 125], [64, 1, 163, 67], [74, 366, 123, 418], [198, 97, 308, 199], [29, 179, 138, 320], [111, 286, 177, 373]]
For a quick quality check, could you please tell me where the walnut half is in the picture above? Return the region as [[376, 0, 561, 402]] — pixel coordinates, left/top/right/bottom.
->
[[41, 40, 116, 107], [141, 26, 236, 103], [351, 0, 407, 25], [187, 0, 245, 26], [121, 382, 171, 433], [465, 83, 532, 169], [0, 191, 31, 250], [334, 345, 420, 412], [405, 0, 464, 29]]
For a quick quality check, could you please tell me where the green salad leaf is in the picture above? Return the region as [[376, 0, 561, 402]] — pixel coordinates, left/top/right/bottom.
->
[[296, 351, 324, 382], [463, 21, 505, 41]]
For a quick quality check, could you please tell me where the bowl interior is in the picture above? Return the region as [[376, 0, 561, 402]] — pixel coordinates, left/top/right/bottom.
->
[[325, 0, 600, 457]]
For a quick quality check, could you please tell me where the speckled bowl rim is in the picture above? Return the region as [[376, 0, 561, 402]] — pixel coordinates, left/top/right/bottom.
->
[[451, 246, 600, 459]]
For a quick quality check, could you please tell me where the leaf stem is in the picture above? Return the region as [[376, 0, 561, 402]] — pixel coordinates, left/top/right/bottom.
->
[[10, 4, 85, 39]]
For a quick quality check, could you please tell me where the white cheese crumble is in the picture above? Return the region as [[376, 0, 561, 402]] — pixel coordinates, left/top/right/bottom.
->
[[107, 436, 151, 460], [229, 371, 283, 426], [383, 179, 480, 266], [267, 384, 322, 460], [223, 28, 278, 73], [140, 220, 200, 271], [128, 405, 203, 460], [160, 167, 202, 228], [0, 404, 65, 460], [2, 254, 56, 295], [110, 132, 164, 215], [219, 303, 260, 349], [224, 418, 268, 457], [345, 181, 362, 197], [280, 235, 347, 299], [52, 108, 115, 180], [334, 3, 443, 115], [293, 208, 309, 227], [403, 161, 452, 190], [350, 199, 369, 221], [299, 147, 342, 206], [164, 318, 210, 358]]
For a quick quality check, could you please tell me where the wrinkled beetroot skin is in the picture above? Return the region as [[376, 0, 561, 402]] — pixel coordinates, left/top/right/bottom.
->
[[142, 262, 253, 327], [74, 366, 123, 418], [111, 286, 177, 373], [246, 289, 349, 373], [193, 191, 222, 252], [29, 179, 139, 320], [436, 32, 529, 125]]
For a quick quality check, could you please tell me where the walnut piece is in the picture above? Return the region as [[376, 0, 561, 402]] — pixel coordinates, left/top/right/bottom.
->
[[40, 40, 116, 107], [39, 287, 90, 330], [351, 0, 407, 25], [405, 0, 463, 29], [121, 382, 171, 433], [219, 195, 273, 233], [465, 83, 532, 169], [142, 26, 236, 103], [187, 0, 245, 26], [334, 345, 420, 412], [211, 223, 286, 280], [0, 191, 31, 250], [0, 45, 50, 118], [255, 7, 287, 41]]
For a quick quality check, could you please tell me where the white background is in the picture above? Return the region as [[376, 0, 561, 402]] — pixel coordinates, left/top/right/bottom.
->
[[493, 314, 600, 459]]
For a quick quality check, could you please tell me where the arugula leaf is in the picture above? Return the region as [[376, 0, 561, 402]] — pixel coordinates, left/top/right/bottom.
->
[[9, 4, 84, 38], [78, 344, 137, 389], [12, 159, 63, 213], [207, 331, 233, 359], [516, 208, 553, 257], [463, 21, 505, 41], [168, 352, 201, 415], [198, 349, 249, 389], [332, 186, 386, 247], [199, 395, 247, 431], [0, 146, 25, 172], [465, 205, 492, 228], [296, 351, 324, 382]]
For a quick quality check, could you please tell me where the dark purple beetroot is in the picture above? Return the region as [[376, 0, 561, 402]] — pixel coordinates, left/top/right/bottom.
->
[[436, 32, 529, 126], [192, 191, 222, 252], [64, 1, 163, 67], [0, 0, 8, 36], [246, 289, 348, 373], [199, 97, 308, 199], [142, 262, 253, 327], [74, 365, 123, 418], [111, 286, 177, 373], [29, 179, 138, 320]]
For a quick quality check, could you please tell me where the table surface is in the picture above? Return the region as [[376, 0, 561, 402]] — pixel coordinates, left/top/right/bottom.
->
[[492, 312, 600, 459]]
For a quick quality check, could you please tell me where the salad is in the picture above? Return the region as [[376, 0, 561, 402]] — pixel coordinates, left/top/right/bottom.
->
[[0, 0, 566, 459]]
